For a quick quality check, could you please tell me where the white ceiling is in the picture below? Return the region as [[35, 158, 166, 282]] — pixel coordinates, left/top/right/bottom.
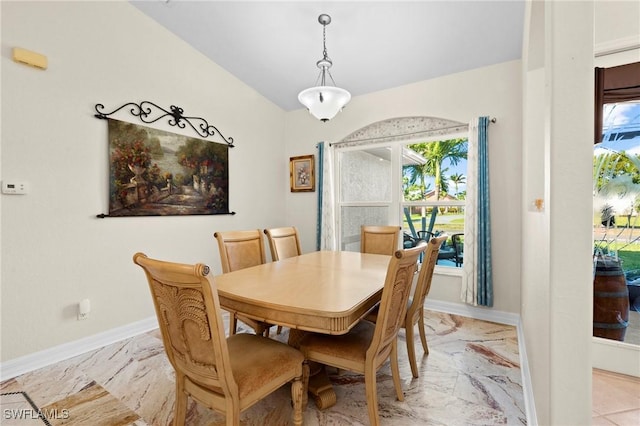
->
[[131, 1, 525, 111]]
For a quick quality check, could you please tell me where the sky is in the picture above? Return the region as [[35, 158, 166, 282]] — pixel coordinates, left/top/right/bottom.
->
[[603, 101, 640, 129], [595, 101, 640, 156]]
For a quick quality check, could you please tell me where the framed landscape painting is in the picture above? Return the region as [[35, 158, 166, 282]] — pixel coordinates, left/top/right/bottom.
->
[[107, 119, 229, 216], [290, 155, 315, 192]]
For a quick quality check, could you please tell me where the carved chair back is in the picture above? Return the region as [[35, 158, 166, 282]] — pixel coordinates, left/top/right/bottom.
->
[[369, 244, 425, 364], [133, 253, 235, 400]]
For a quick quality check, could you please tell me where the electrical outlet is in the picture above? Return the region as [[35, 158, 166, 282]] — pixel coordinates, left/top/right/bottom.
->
[[78, 312, 88, 320]]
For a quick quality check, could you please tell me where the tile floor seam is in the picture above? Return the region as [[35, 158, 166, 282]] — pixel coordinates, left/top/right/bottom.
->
[[603, 407, 640, 415]]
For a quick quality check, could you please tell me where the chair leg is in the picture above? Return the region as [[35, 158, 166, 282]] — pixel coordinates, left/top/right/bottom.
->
[[291, 375, 304, 426], [229, 315, 237, 336], [418, 310, 429, 355], [364, 363, 380, 426], [405, 324, 419, 379], [277, 325, 283, 334], [302, 361, 310, 410], [391, 340, 405, 401], [173, 374, 187, 426], [225, 405, 240, 426]]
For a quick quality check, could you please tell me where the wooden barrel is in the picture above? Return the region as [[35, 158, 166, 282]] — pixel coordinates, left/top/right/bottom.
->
[[593, 258, 630, 341]]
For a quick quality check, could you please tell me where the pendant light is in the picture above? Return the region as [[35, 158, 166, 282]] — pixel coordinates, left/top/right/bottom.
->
[[298, 14, 351, 122]]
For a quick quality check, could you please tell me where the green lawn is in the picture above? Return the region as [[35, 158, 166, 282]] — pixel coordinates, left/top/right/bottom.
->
[[403, 214, 464, 235], [594, 215, 640, 271], [595, 240, 640, 271]]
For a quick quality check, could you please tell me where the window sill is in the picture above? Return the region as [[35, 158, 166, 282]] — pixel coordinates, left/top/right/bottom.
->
[[434, 265, 463, 277]]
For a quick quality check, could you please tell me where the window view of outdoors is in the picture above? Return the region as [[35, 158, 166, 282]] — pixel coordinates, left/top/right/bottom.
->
[[593, 100, 640, 345], [402, 139, 467, 268]]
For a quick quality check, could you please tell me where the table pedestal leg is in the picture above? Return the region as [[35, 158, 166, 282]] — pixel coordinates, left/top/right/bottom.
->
[[307, 364, 337, 409], [289, 330, 337, 410]]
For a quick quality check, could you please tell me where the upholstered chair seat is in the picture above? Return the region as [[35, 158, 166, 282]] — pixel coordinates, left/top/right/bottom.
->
[[223, 334, 305, 400], [298, 321, 374, 368]]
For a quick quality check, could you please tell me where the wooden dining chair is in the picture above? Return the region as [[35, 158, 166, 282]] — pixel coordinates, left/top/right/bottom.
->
[[366, 235, 447, 378], [264, 226, 302, 261], [360, 225, 402, 256], [264, 226, 302, 335], [298, 243, 426, 426], [214, 229, 274, 337], [133, 253, 307, 426]]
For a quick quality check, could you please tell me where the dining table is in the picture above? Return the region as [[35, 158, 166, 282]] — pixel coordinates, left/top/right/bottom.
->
[[213, 250, 392, 409]]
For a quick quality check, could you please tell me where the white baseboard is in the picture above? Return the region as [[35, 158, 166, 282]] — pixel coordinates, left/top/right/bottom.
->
[[424, 299, 520, 326], [592, 337, 640, 378], [0, 316, 158, 382], [424, 299, 537, 426], [516, 316, 538, 425]]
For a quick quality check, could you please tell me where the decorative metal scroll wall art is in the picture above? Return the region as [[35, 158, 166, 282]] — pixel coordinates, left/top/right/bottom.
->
[[94, 101, 235, 217], [95, 101, 234, 147]]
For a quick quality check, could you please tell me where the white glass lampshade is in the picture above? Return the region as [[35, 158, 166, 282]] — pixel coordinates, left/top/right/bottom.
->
[[298, 86, 351, 122]]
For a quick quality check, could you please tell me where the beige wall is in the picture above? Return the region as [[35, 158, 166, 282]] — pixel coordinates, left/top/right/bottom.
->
[[595, 0, 640, 47], [284, 60, 524, 314], [0, 1, 286, 361]]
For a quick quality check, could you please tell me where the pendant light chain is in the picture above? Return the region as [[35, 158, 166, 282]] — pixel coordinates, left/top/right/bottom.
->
[[320, 21, 329, 86], [322, 24, 328, 63]]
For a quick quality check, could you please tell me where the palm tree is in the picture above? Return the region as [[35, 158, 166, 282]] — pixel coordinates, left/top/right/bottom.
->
[[403, 176, 430, 201], [439, 168, 451, 196], [404, 162, 431, 200], [404, 163, 432, 232], [449, 173, 466, 197], [409, 138, 468, 200]]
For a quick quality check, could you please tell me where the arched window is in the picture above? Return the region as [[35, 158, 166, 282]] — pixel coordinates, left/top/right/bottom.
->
[[331, 117, 468, 270]]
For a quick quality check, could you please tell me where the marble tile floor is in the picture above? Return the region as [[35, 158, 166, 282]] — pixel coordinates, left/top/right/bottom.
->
[[1, 311, 526, 425]]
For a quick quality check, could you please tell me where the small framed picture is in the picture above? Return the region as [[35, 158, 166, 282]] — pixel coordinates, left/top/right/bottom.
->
[[290, 155, 315, 192]]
